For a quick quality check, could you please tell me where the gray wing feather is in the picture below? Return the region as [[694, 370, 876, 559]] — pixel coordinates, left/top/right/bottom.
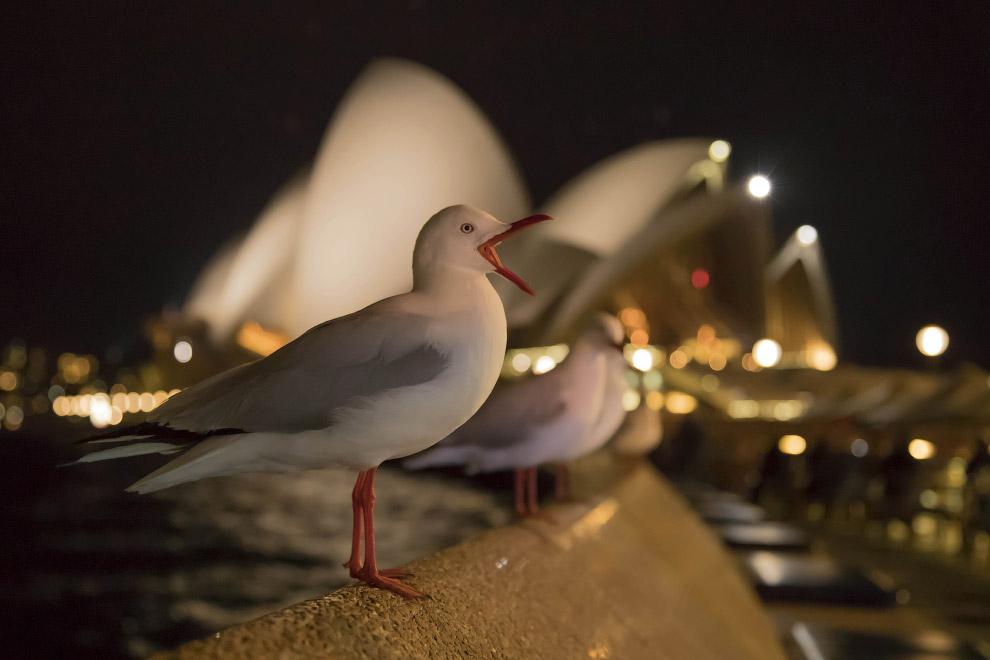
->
[[436, 368, 569, 450], [151, 301, 447, 433]]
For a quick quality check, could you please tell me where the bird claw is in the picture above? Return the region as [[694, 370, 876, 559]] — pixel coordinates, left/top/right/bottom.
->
[[356, 567, 424, 599]]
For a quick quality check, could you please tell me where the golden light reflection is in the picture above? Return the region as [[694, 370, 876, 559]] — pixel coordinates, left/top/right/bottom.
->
[[0, 371, 17, 391], [665, 391, 697, 415], [139, 393, 156, 412], [727, 399, 759, 419], [53, 397, 70, 416], [778, 434, 807, 455], [909, 438, 936, 460], [89, 393, 112, 428], [752, 339, 782, 368], [741, 352, 762, 372], [621, 390, 641, 411], [618, 307, 646, 328], [645, 391, 664, 410], [668, 350, 688, 369], [807, 342, 837, 371], [708, 353, 727, 371], [5, 406, 24, 426], [571, 498, 619, 541], [52, 388, 182, 425], [629, 329, 649, 346]]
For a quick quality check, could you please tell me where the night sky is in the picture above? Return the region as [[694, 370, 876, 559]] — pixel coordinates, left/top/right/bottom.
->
[[3, 3, 988, 369]]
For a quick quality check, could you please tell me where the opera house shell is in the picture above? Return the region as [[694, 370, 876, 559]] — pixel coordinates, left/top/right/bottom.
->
[[175, 58, 989, 455]]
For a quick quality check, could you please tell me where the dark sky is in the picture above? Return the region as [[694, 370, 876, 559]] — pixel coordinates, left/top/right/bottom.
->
[[3, 3, 988, 369]]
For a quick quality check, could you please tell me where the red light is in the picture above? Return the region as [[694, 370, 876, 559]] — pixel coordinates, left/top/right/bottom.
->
[[691, 269, 710, 289]]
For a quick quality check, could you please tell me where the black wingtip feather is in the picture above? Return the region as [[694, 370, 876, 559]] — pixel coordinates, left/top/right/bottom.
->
[[75, 422, 246, 445]]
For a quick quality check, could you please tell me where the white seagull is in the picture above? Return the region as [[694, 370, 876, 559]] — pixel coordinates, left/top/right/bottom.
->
[[72, 204, 550, 598], [405, 314, 628, 516]]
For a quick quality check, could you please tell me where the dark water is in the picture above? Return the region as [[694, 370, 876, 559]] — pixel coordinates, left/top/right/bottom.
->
[[1, 421, 513, 659]]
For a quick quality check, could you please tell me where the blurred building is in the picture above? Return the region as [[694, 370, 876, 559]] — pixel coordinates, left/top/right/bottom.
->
[[152, 57, 989, 471]]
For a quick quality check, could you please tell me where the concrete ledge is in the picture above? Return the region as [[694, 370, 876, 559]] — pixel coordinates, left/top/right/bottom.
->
[[156, 462, 787, 659]]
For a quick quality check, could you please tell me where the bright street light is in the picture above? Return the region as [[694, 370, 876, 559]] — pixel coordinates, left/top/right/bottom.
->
[[796, 225, 818, 245], [708, 140, 731, 162], [916, 325, 949, 357], [752, 338, 782, 368], [748, 175, 771, 198]]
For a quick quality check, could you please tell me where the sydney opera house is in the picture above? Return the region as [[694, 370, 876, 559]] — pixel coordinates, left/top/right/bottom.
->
[[116, 58, 985, 484]]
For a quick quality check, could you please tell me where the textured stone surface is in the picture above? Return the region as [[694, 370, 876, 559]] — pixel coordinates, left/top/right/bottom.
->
[[156, 462, 787, 660]]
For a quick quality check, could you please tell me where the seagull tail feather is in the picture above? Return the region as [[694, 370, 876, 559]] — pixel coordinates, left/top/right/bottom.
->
[[126, 434, 246, 494], [68, 442, 183, 465]]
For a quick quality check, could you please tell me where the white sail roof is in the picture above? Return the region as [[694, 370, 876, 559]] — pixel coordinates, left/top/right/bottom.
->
[[184, 58, 529, 342], [495, 139, 717, 329], [289, 58, 529, 335]]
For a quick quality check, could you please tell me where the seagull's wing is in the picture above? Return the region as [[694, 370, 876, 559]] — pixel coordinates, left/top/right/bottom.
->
[[148, 300, 447, 434], [436, 368, 570, 450]]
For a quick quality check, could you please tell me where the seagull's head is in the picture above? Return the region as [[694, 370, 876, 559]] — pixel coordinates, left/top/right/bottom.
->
[[414, 205, 551, 295]]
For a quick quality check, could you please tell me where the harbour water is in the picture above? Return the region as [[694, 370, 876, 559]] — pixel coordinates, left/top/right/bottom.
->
[[1, 424, 512, 658]]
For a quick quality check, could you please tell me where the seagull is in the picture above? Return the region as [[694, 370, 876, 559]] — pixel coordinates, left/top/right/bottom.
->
[[72, 204, 550, 599], [405, 314, 628, 516]]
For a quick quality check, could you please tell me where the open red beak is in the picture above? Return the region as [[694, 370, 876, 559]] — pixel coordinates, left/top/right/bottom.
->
[[477, 214, 552, 296]]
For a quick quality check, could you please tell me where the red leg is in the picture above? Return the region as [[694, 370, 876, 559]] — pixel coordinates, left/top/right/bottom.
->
[[526, 466, 539, 516], [555, 462, 574, 502], [343, 470, 367, 577], [353, 467, 422, 598], [514, 468, 527, 517]]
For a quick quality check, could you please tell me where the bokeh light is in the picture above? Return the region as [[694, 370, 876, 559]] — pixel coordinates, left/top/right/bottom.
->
[[752, 339, 782, 368], [533, 355, 557, 374], [916, 325, 949, 357], [796, 225, 818, 245], [631, 348, 653, 371], [708, 140, 731, 162], [778, 434, 807, 455], [909, 438, 936, 460], [664, 392, 697, 414], [173, 339, 193, 363], [747, 175, 771, 198]]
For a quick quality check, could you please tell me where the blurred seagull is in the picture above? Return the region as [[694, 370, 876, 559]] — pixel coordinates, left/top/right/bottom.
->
[[405, 314, 628, 515], [72, 204, 550, 599]]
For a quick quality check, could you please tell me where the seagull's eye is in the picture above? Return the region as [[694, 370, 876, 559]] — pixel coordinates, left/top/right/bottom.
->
[[460, 223, 474, 234]]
